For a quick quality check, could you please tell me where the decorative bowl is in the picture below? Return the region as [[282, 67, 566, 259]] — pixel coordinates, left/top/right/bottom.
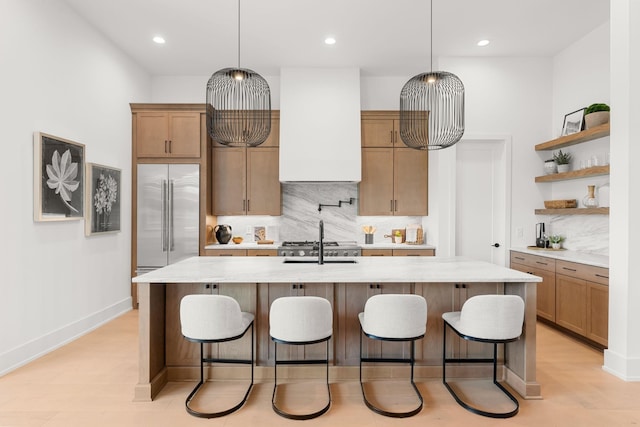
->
[[232, 236, 243, 244]]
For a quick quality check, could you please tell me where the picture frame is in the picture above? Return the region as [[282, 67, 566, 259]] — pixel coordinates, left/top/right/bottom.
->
[[85, 163, 122, 235], [561, 108, 585, 136], [33, 132, 85, 221]]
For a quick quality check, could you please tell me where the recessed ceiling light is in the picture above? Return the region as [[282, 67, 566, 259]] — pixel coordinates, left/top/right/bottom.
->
[[477, 39, 490, 47], [153, 36, 166, 44], [324, 37, 336, 45]]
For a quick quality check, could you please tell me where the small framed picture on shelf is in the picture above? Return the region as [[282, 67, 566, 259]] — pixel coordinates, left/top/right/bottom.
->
[[561, 108, 585, 136]]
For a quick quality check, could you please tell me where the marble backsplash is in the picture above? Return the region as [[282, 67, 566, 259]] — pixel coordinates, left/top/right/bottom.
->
[[548, 215, 609, 256], [217, 183, 425, 245]]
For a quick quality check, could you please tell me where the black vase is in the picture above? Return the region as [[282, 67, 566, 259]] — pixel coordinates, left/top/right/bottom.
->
[[214, 224, 232, 244]]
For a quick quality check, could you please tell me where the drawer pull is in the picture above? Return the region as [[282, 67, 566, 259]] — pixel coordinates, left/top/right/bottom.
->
[[562, 267, 577, 272], [514, 256, 525, 261], [536, 261, 548, 265], [595, 274, 609, 279]]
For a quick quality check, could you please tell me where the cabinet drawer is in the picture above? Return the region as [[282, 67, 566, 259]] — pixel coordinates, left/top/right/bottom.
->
[[247, 249, 277, 256], [392, 249, 435, 256], [362, 249, 393, 256], [510, 252, 556, 272], [203, 249, 247, 256], [556, 260, 609, 285]]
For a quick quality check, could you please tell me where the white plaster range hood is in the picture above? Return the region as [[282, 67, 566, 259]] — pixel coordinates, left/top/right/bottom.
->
[[279, 68, 362, 182]]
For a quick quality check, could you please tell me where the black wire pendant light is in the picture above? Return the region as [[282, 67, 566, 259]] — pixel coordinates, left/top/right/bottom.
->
[[206, 0, 271, 147], [399, 0, 464, 150]]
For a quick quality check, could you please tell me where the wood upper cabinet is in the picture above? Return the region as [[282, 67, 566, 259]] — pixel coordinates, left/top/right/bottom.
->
[[361, 116, 398, 147], [135, 111, 201, 158], [359, 111, 428, 216], [212, 146, 281, 216]]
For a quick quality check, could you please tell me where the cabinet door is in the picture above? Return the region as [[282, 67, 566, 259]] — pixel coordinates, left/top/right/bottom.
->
[[260, 117, 280, 147], [416, 283, 455, 365], [258, 283, 334, 364], [586, 281, 608, 346], [212, 147, 246, 215], [247, 147, 281, 215], [361, 118, 396, 147], [216, 283, 257, 362], [394, 147, 428, 216], [359, 148, 394, 215], [165, 283, 211, 367], [556, 274, 587, 335], [136, 112, 169, 158], [511, 261, 556, 322], [167, 113, 201, 157]]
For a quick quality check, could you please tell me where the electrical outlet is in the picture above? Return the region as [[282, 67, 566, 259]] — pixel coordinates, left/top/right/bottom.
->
[[516, 227, 524, 238]]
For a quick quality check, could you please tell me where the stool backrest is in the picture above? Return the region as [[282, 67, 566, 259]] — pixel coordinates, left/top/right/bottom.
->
[[270, 296, 333, 343], [180, 294, 245, 340], [361, 294, 427, 339], [460, 295, 524, 340]]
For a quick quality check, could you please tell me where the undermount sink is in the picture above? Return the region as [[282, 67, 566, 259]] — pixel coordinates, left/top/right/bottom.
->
[[282, 258, 358, 264]]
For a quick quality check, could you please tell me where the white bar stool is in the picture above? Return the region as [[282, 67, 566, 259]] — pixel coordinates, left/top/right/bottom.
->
[[359, 294, 427, 418], [269, 296, 333, 420], [180, 294, 254, 419], [442, 294, 524, 418]]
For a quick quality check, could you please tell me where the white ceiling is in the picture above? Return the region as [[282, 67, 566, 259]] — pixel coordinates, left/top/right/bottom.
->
[[63, 0, 609, 77]]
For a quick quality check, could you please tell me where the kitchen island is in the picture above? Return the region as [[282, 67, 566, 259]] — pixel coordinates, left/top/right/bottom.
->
[[133, 256, 541, 402]]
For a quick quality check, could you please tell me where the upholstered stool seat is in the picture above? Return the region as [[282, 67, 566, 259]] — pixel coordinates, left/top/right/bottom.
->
[[270, 296, 333, 420], [180, 294, 254, 418], [359, 294, 427, 418], [442, 294, 525, 418]]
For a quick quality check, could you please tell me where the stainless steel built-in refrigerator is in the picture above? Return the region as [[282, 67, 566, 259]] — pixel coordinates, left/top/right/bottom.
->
[[136, 164, 199, 273]]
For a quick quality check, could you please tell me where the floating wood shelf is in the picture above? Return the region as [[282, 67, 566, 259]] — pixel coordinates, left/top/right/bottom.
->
[[535, 207, 609, 215], [535, 123, 610, 151], [535, 165, 609, 182]]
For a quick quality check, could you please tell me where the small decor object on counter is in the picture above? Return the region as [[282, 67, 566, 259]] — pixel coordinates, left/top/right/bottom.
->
[[544, 159, 557, 175], [544, 199, 577, 209], [561, 107, 585, 136], [405, 224, 424, 244], [362, 225, 376, 244], [214, 224, 232, 244], [584, 103, 610, 129], [553, 149, 572, 173], [393, 230, 403, 244], [253, 226, 266, 241], [548, 234, 565, 250], [583, 185, 599, 208], [232, 236, 243, 244]]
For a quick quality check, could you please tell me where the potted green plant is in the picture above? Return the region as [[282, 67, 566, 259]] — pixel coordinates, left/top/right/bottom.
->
[[548, 234, 565, 250], [553, 149, 572, 173], [584, 103, 610, 129]]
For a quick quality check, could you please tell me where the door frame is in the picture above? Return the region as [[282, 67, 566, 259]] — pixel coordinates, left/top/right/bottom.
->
[[435, 135, 512, 266]]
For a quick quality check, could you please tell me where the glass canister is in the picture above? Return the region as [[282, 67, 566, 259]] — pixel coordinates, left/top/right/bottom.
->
[[582, 185, 599, 208]]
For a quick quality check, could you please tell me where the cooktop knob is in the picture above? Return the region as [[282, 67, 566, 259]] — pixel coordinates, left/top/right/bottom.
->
[[298, 250, 305, 257]]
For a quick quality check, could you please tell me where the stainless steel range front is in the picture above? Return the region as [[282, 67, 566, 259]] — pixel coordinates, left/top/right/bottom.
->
[[277, 241, 361, 257]]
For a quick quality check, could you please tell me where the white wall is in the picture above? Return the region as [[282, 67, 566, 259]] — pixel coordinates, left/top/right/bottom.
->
[[0, 0, 150, 374]]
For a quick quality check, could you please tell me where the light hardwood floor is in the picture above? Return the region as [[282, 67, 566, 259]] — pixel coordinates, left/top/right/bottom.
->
[[1, 310, 639, 426]]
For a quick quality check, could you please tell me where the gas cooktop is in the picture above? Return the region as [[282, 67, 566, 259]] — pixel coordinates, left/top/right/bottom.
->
[[278, 241, 361, 257]]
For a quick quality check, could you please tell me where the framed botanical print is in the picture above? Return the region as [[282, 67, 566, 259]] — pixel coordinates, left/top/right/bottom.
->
[[33, 132, 85, 221], [85, 163, 121, 235]]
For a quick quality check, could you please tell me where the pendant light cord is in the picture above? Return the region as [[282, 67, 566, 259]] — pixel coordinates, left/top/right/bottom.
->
[[430, 0, 433, 72], [237, 0, 241, 68]]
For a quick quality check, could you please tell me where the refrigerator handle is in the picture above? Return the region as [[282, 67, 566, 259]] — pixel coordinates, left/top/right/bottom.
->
[[161, 180, 167, 252], [169, 180, 175, 251]]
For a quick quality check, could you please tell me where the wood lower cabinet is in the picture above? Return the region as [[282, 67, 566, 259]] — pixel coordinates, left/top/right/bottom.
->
[[362, 248, 435, 256], [135, 111, 201, 158], [510, 252, 556, 322], [204, 249, 247, 256], [257, 283, 334, 365], [165, 283, 256, 369], [335, 283, 412, 365], [510, 251, 609, 346]]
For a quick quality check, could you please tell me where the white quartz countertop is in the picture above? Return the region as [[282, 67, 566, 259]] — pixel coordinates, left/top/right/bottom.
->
[[510, 247, 608, 269], [133, 256, 540, 284]]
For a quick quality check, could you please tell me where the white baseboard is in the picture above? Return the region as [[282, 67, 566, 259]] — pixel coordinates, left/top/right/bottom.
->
[[0, 297, 132, 376], [603, 348, 640, 381]]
